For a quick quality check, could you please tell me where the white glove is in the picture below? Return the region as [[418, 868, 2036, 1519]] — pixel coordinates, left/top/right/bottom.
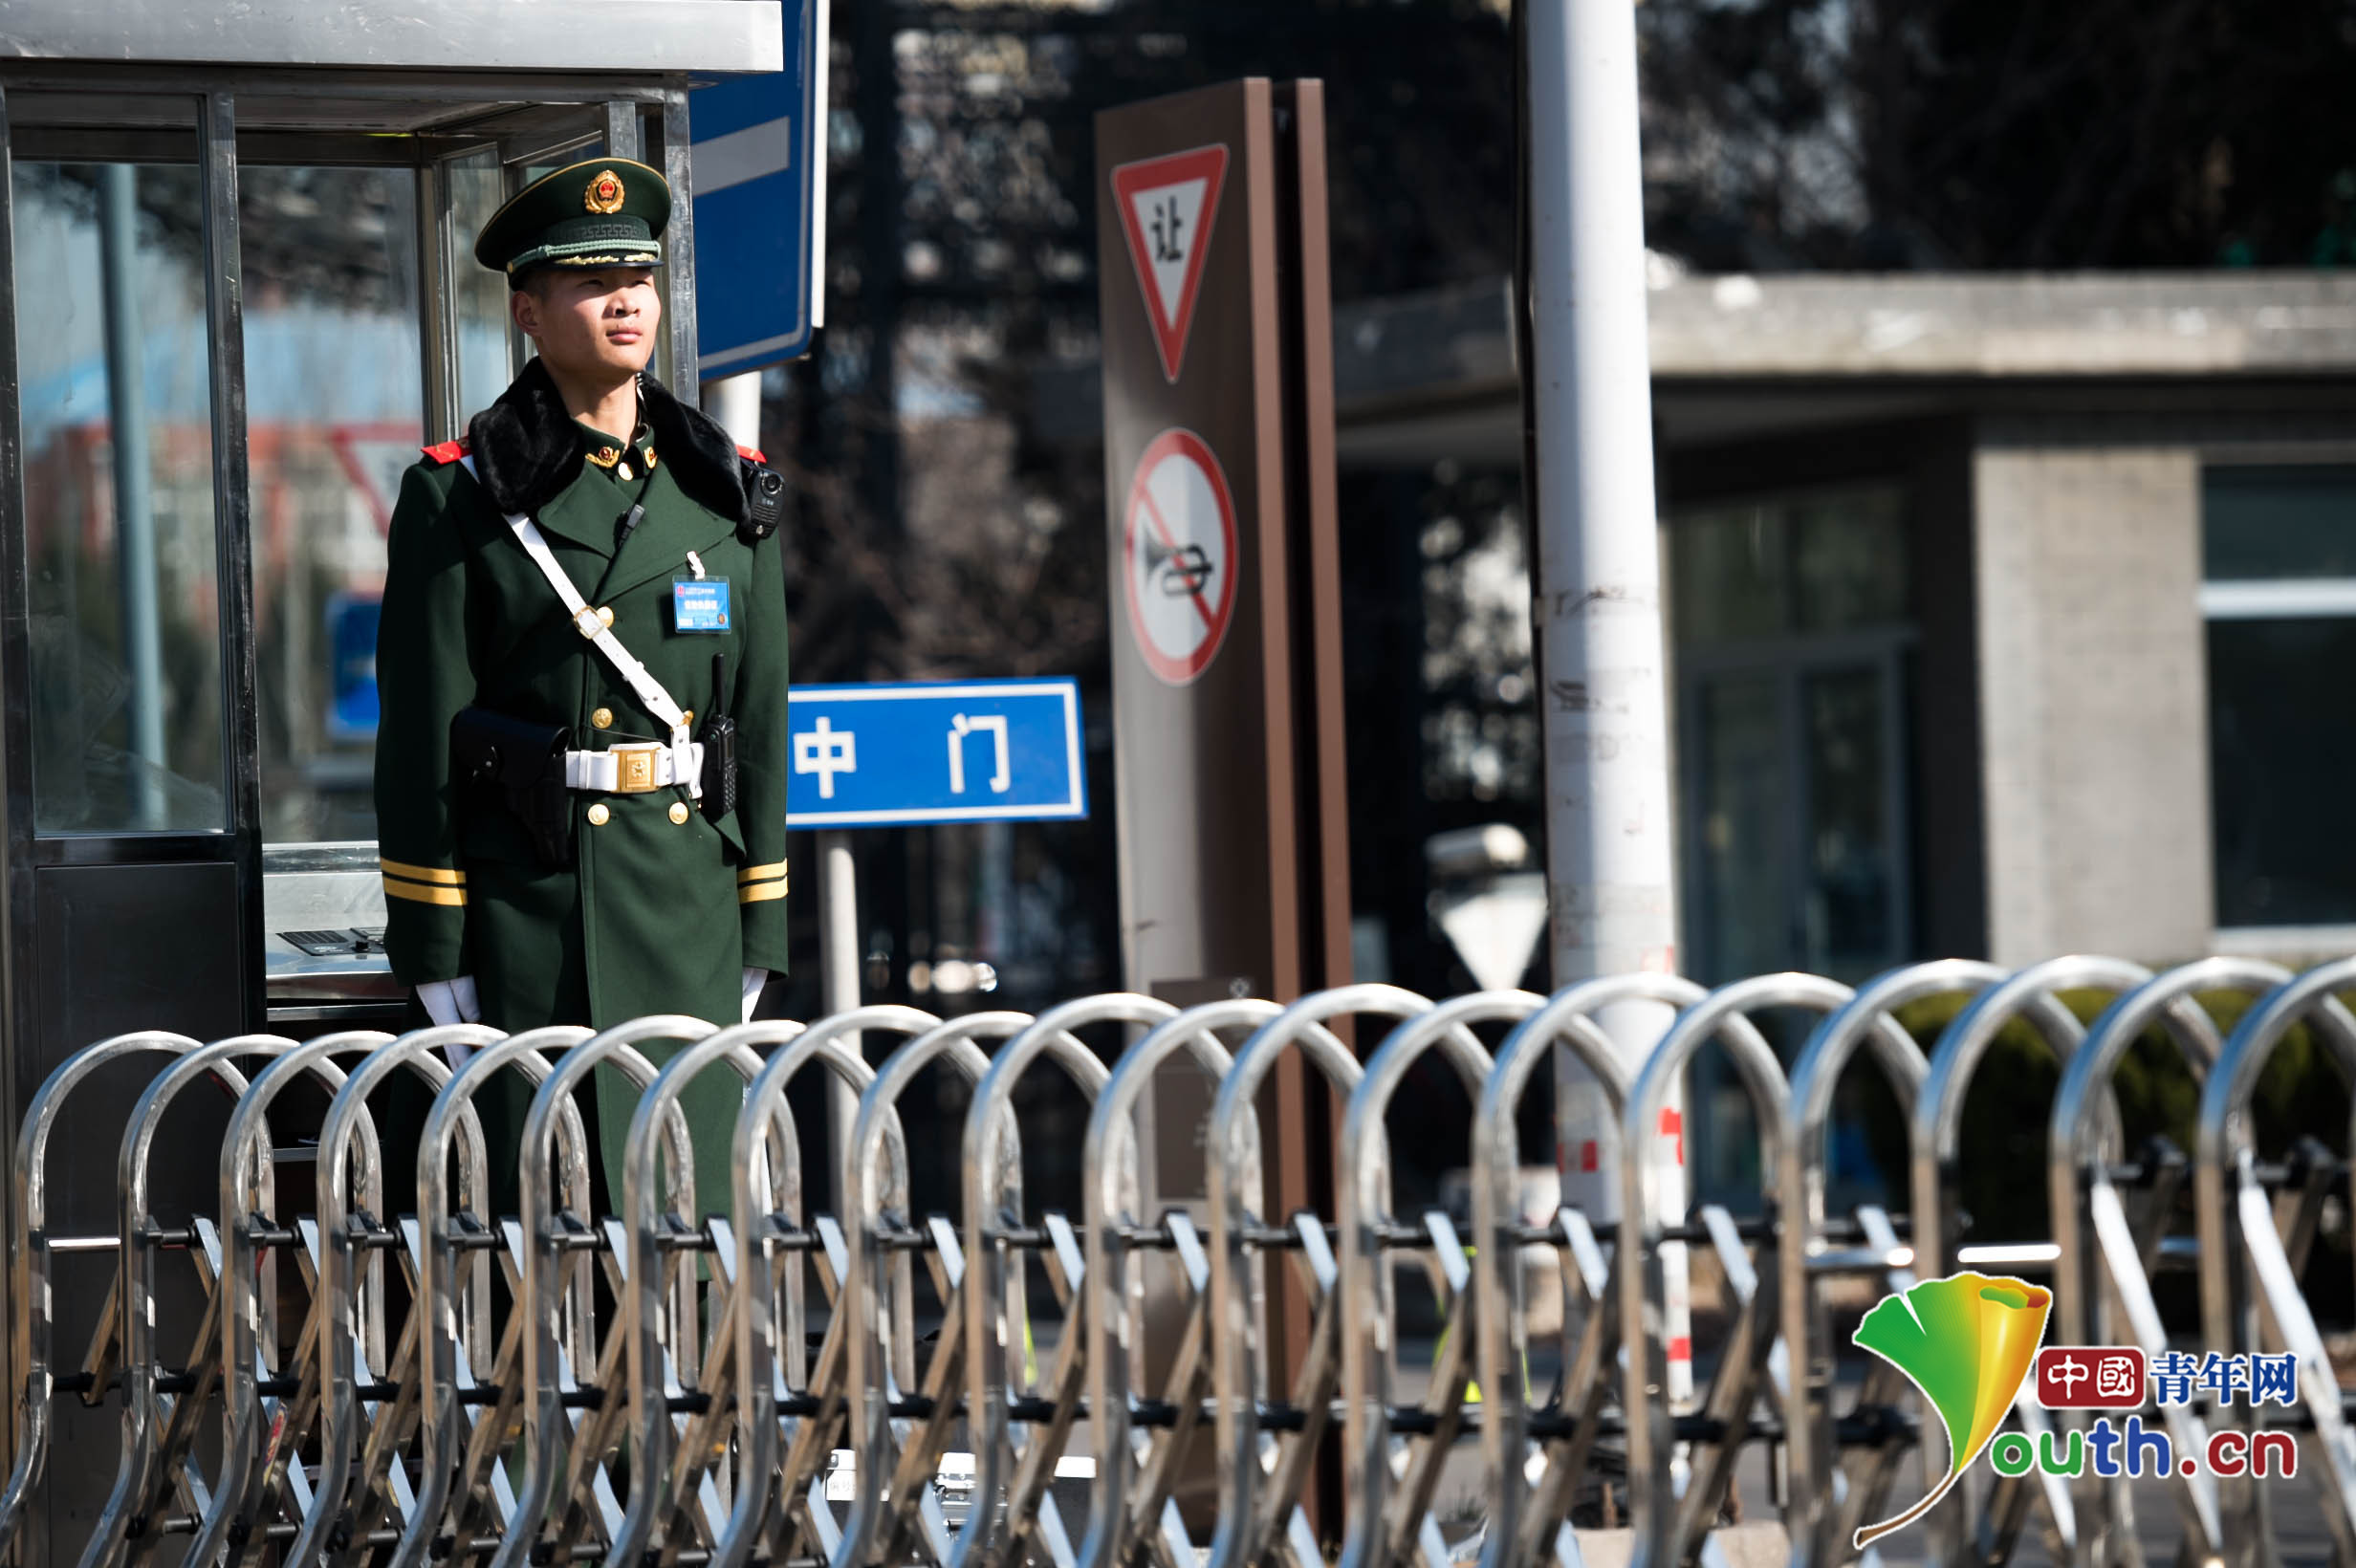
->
[[418, 976, 483, 1065], [742, 968, 769, 1024]]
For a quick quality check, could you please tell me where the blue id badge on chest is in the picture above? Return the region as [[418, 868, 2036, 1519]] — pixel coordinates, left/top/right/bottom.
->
[[672, 577, 731, 633]]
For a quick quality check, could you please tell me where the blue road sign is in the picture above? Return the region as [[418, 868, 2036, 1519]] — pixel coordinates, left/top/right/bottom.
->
[[691, 0, 827, 378], [327, 592, 381, 742], [786, 680, 1088, 829]]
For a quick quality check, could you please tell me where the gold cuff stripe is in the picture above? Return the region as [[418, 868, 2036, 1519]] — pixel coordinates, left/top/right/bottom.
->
[[384, 877, 468, 908], [381, 858, 467, 886], [737, 860, 789, 884], [739, 879, 789, 904]]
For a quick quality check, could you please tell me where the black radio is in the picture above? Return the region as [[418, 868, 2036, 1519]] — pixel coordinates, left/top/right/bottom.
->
[[700, 653, 739, 822]]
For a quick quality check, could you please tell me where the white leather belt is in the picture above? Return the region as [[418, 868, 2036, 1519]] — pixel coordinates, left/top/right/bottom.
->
[[564, 741, 705, 795]]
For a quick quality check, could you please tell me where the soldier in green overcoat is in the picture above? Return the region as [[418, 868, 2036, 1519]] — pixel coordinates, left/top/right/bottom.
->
[[374, 158, 790, 1220]]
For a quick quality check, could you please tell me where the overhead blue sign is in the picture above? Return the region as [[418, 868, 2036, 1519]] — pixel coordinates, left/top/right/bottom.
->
[[691, 0, 827, 377], [787, 680, 1089, 829]]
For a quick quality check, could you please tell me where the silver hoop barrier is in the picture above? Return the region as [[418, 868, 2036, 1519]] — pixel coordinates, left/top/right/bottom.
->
[[7, 955, 2356, 1567]]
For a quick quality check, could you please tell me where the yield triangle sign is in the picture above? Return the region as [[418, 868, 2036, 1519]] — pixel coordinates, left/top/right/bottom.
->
[[1111, 143, 1229, 382]]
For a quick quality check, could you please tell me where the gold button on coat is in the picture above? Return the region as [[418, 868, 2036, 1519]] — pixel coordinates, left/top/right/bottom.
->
[[668, 801, 691, 825], [617, 462, 634, 481], [596, 606, 615, 627], [586, 802, 610, 826], [591, 707, 613, 730]]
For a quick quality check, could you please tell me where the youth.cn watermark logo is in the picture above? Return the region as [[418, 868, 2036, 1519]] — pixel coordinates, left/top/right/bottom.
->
[[1848, 1273, 2301, 1550], [2014, 1345, 2301, 1481]]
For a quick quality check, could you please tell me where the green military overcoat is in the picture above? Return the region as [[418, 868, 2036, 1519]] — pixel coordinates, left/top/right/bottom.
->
[[375, 358, 790, 1220]]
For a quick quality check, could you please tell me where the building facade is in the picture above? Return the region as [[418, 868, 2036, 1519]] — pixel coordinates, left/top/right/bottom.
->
[[1335, 270, 2356, 983]]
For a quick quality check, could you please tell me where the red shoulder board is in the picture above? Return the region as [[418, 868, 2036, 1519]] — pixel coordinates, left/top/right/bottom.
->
[[735, 443, 768, 465], [421, 437, 471, 465]]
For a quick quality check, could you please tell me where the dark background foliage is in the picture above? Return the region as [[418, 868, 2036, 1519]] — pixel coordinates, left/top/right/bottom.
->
[[1641, 0, 2356, 270]]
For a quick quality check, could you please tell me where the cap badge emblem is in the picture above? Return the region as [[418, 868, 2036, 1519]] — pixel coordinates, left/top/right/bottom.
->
[[585, 169, 626, 214]]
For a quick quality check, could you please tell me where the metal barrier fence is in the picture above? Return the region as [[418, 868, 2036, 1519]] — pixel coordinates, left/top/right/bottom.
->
[[5, 955, 2355, 1567]]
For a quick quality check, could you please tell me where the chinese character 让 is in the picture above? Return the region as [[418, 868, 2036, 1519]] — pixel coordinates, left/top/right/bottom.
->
[[1150, 195, 1186, 263]]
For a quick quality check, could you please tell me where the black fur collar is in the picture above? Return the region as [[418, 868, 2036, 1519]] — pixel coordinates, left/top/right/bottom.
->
[[467, 358, 748, 526]]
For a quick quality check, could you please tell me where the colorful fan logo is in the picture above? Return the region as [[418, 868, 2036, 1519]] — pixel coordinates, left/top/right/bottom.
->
[[1850, 1273, 2052, 1549]]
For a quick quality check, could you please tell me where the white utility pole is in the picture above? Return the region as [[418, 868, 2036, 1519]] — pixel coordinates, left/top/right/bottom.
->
[[706, 368, 860, 1202], [706, 372, 764, 460], [1521, 0, 1691, 1405]]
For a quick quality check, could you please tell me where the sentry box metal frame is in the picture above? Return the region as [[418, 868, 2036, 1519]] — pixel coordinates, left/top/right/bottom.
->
[[0, 7, 778, 1558]]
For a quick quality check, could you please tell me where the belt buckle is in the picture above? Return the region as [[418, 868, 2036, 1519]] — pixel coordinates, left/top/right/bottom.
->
[[610, 742, 661, 794]]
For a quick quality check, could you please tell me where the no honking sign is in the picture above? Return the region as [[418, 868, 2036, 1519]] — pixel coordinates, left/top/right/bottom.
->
[[1122, 428, 1238, 686]]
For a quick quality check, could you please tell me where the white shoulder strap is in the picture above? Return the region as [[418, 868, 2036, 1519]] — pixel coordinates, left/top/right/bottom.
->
[[460, 454, 690, 746]]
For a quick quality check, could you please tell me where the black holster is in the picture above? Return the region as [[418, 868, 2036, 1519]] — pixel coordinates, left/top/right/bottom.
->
[[450, 706, 575, 869]]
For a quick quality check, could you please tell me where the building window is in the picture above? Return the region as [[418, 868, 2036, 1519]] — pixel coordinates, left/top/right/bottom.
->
[[2202, 465, 2356, 930], [1669, 484, 1915, 986], [1669, 483, 1916, 1211]]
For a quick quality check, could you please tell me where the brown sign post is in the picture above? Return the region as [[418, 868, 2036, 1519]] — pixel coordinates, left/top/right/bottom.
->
[[1095, 77, 1352, 1529]]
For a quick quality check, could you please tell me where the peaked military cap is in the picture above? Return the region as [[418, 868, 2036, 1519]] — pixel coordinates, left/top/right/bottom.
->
[[474, 157, 671, 285]]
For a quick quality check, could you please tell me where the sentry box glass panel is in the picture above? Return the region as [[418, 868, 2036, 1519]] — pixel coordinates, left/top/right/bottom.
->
[[2, 1, 779, 1010], [0, 16, 776, 1548]]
